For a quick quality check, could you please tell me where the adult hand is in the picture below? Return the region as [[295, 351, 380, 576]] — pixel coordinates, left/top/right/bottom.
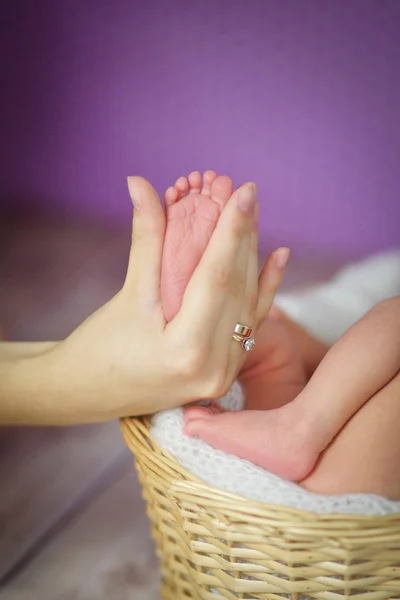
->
[[1, 178, 286, 425]]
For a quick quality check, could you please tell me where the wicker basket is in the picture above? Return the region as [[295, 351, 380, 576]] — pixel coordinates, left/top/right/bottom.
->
[[121, 417, 400, 599]]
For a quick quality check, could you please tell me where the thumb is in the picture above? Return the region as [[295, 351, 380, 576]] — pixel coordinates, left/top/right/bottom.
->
[[124, 176, 166, 301]]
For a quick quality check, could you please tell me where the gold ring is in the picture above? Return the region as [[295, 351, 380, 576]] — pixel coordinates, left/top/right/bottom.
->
[[234, 323, 252, 338]]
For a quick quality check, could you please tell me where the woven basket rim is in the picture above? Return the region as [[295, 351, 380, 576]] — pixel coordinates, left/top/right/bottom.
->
[[121, 416, 400, 524]]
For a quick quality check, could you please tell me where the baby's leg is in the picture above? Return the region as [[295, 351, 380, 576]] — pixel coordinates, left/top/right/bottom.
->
[[301, 369, 400, 498], [280, 297, 400, 453], [184, 298, 400, 487]]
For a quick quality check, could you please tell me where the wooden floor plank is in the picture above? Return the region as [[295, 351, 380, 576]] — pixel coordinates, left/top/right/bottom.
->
[[0, 422, 130, 580], [0, 466, 159, 600], [0, 218, 129, 341]]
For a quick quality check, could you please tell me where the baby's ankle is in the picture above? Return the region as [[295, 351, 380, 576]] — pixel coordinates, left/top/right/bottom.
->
[[268, 400, 323, 482], [289, 393, 330, 457]]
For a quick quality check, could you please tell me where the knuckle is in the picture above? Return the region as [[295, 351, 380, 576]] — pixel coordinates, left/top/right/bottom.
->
[[261, 273, 279, 295], [229, 271, 247, 298], [231, 213, 247, 238], [250, 232, 258, 253], [211, 262, 232, 288], [131, 217, 160, 247], [255, 292, 273, 322], [201, 367, 230, 400], [247, 290, 259, 317], [254, 312, 267, 332], [173, 346, 206, 378], [164, 329, 211, 379], [131, 222, 145, 245]]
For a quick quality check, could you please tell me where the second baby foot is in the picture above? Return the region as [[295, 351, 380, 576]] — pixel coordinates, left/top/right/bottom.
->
[[161, 170, 233, 321], [183, 402, 320, 482]]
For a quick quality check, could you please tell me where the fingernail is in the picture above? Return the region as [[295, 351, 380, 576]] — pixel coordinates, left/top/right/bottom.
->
[[253, 202, 260, 227], [274, 247, 291, 270], [127, 176, 141, 209], [237, 183, 257, 213]]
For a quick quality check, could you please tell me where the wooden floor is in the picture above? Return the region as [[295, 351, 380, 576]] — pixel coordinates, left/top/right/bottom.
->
[[0, 216, 342, 599]]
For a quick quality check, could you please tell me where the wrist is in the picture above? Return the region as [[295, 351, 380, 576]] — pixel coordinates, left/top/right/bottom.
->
[[290, 387, 336, 453], [0, 352, 52, 424], [0, 341, 58, 360], [0, 342, 88, 425]]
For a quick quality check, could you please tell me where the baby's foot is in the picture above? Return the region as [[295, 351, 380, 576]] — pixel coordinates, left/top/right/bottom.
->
[[183, 402, 319, 482], [161, 170, 233, 321]]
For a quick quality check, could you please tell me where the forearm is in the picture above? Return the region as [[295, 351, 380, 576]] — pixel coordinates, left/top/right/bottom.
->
[[0, 344, 81, 425], [0, 352, 54, 424], [0, 342, 62, 424]]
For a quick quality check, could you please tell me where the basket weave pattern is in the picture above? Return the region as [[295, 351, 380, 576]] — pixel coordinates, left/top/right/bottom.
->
[[121, 417, 400, 599]]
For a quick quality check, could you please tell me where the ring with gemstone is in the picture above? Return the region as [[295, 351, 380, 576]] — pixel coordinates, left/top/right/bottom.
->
[[234, 323, 253, 338], [233, 333, 256, 352]]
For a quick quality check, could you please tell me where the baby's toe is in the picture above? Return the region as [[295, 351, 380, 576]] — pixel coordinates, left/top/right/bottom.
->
[[164, 186, 179, 207], [188, 171, 202, 194], [211, 175, 233, 208], [201, 170, 218, 196], [175, 176, 188, 199]]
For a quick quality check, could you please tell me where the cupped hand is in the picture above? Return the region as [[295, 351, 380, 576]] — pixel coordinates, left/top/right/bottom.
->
[[34, 178, 286, 423]]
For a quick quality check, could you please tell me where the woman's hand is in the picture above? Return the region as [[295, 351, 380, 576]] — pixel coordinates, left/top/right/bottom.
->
[[237, 313, 308, 411], [1, 178, 287, 425]]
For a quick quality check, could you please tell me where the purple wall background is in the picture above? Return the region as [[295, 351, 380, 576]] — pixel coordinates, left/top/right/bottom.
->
[[1, 0, 399, 256]]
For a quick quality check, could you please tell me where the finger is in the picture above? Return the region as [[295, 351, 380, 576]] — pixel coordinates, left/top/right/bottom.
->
[[217, 190, 253, 326], [170, 183, 257, 343], [188, 171, 202, 194], [223, 203, 260, 383], [201, 185, 254, 369], [238, 202, 260, 328], [255, 247, 290, 329], [217, 210, 252, 367], [124, 176, 166, 305]]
